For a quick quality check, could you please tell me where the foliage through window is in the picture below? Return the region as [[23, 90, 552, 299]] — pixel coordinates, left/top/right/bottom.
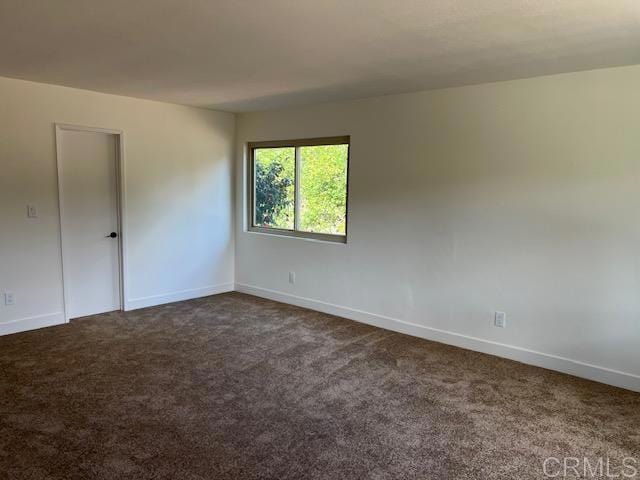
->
[[249, 137, 349, 242]]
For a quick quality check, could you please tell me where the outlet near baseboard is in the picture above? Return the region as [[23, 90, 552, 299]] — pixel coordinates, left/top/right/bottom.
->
[[4, 292, 16, 305]]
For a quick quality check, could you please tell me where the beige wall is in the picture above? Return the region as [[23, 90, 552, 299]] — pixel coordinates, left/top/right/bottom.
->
[[0, 77, 235, 333], [235, 65, 640, 391], [2, 65, 639, 391]]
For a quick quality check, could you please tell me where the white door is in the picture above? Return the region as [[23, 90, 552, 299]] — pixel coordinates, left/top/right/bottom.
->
[[58, 128, 121, 319]]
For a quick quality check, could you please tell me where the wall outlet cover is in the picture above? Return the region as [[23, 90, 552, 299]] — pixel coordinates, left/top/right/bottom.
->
[[4, 292, 16, 305]]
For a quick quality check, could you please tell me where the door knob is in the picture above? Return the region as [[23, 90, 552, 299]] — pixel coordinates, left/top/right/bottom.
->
[[107, 232, 118, 238]]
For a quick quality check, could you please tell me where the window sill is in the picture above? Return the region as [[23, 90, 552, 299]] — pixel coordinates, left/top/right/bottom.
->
[[245, 227, 347, 245]]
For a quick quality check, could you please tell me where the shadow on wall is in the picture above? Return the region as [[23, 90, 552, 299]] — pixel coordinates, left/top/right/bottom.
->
[[350, 155, 639, 369], [126, 115, 234, 299]]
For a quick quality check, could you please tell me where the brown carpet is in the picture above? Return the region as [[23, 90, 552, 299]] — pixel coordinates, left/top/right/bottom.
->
[[0, 292, 638, 479]]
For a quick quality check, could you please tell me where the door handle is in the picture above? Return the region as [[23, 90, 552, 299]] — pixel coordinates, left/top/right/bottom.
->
[[107, 232, 118, 238]]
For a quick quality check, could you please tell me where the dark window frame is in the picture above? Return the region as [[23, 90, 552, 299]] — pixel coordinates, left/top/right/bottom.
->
[[247, 136, 350, 243]]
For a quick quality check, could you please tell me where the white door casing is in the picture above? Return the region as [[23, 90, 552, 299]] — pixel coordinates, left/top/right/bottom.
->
[[55, 124, 126, 320]]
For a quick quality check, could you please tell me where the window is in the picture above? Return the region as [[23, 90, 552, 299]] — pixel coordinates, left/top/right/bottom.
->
[[248, 136, 350, 242]]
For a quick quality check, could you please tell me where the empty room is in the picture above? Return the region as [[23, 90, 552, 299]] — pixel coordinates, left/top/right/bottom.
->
[[1, 1, 639, 479]]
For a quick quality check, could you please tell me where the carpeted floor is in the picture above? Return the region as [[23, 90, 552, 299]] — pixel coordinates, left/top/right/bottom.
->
[[0, 292, 638, 479]]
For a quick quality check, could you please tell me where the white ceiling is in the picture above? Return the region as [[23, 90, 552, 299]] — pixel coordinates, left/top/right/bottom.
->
[[1, 0, 639, 112]]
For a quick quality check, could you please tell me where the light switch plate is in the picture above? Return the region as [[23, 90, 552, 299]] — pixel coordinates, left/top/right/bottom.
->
[[27, 204, 38, 218]]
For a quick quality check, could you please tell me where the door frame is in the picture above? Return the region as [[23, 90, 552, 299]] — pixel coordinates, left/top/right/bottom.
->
[[54, 123, 128, 322]]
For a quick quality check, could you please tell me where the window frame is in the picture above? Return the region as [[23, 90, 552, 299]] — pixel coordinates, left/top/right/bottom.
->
[[247, 136, 350, 243]]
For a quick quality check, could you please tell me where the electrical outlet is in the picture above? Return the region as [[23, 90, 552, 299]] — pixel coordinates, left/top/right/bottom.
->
[[288, 272, 295, 284], [4, 292, 15, 306], [27, 204, 38, 218], [494, 311, 506, 328]]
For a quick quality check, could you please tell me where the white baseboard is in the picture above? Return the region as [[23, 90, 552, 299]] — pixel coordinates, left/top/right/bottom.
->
[[125, 283, 235, 311], [0, 312, 66, 336], [234, 283, 640, 393]]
